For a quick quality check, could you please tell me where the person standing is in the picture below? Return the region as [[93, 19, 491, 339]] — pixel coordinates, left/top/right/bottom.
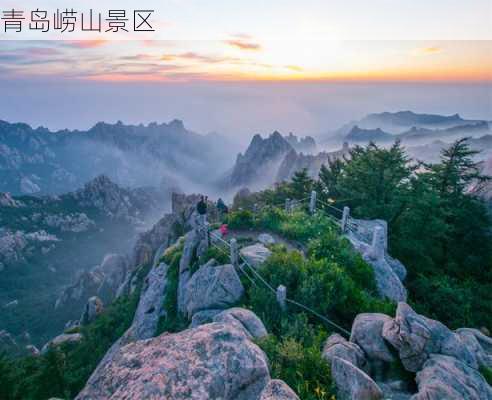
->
[[196, 196, 208, 228]]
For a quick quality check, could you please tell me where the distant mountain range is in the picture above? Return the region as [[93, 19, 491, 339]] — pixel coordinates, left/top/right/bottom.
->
[[325, 111, 490, 143], [0, 119, 236, 196], [346, 121, 490, 144]]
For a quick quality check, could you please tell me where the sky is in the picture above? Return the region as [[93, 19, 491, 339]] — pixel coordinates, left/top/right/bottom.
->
[[0, 1, 491, 137]]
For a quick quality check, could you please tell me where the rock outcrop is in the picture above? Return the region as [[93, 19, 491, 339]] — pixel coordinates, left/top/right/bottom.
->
[[57, 253, 130, 311], [79, 260, 171, 391], [382, 302, 477, 372], [213, 307, 268, 340], [227, 131, 293, 190], [79, 296, 104, 326], [259, 379, 300, 400], [127, 262, 170, 341], [346, 219, 407, 302], [0, 192, 22, 207], [323, 333, 368, 371], [76, 322, 271, 400], [331, 356, 384, 400], [413, 354, 492, 400], [240, 243, 272, 268], [72, 175, 159, 223], [351, 313, 396, 364], [284, 133, 316, 153], [276, 144, 350, 183], [258, 233, 275, 246], [328, 303, 492, 400], [41, 333, 83, 353], [184, 263, 244, 317]]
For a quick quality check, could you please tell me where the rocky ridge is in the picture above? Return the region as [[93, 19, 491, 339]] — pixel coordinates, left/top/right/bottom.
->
[[324, 302, 492, 399], [75, 207, 298, 399]]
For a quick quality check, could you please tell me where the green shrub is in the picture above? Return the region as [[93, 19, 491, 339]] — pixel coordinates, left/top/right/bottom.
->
[[226, 210, 254, 230], [258, 334, 335, 400], [157, 249, 188, 334], [480, 366, 492, 386], [198, 245, 229, 266]]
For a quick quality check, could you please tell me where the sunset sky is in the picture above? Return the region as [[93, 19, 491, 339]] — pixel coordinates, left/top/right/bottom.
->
[[0, 1, 490, 135]]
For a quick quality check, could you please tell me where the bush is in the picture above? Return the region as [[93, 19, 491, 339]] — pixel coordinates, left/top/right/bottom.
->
[[0, 292, 140, 399], [157, 249, 188, 334], [226, 210, 254, 230], [198, 245, 229, 266], [480, 366, 492, 386], [258, 334, 335, 400]]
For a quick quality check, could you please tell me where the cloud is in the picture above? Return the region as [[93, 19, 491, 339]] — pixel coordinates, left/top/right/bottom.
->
[[161, 52, 240, 64], [62, 40, 108, 49], [225, 39, 261, 51], [25, 47, 62, 56], [120, 54, 156, 62], [413, 46, 442, 55], [285, 65, 303, 72], [0, 46, 63, 65]]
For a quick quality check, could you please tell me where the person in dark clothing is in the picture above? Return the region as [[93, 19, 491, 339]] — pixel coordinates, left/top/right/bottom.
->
[[196, 196, 208, 230], [216, 198, 229, 215], [197, 196, 207, 215]]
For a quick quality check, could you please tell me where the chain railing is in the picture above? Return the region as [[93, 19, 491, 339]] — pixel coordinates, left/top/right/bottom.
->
[[206, 200, 353, 337], [199, 190, 387, 337]]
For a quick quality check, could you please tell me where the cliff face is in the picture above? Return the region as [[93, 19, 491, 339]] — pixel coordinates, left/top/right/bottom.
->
[[276, 144, 350, 182], [0, 176, 164, 347], [228, 131, 294, 190]]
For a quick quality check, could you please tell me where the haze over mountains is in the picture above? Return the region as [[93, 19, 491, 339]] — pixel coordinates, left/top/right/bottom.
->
[[0, 119, 237, 196], [1, 109, 491, 351], [333, 111, 491, 145]]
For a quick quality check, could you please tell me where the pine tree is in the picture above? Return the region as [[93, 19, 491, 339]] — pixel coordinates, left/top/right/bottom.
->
[[336, 141, 413, 223], [317, 158, 345, 202], [290, 168, 314, 200]]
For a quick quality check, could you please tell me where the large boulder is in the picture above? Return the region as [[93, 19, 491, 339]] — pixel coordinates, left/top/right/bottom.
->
[[129, 262, 169, 341], [240, 243, 272, 268], [190, 309, 223, 328], [382, 303, 478, 372], [184, 264, 244, 317], [350, 313, 396, 363], [456, 328, 492, 368], [76, 323, 271, 400], [323, 333, 368, 371], [213, 308, 268, 339], [42, 333, 83, 353], [364, 255, 407, 302], [177, 230, 200, 313], [260, 379, 299, 400], [331, 356, 384, 400], [346, 219, 407, 303], [79, 296, 104, 325], [258, 233, 275, 246], [78, 261, 174, 394], [411, 354, 492, 400]]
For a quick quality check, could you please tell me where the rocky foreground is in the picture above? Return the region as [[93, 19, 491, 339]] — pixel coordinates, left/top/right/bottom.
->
[[32, 192, 490, 399]]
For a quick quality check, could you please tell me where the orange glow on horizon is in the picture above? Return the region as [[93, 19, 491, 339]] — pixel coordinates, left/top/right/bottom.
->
[[81, 67, 492, 84]]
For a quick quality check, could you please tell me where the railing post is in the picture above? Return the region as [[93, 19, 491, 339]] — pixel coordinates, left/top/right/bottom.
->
[[341, 206, 350, 233], [369, 226, 385, 261], [230, 238, 238, 267], [309, 190, 317, 214], [276, 285, 287, 311]]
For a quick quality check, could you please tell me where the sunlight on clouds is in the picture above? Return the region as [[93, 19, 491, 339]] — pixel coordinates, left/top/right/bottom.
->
[[412, 46, 443, 56], [0, 40, 490, 83]]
